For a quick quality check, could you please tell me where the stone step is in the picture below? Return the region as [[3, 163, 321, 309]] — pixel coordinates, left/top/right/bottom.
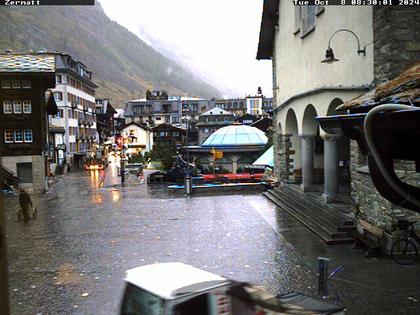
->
[[281, 185, 354, 225], [271, 187, 350, 230], [264, 190, 354, 245], [269, 189, 349, 239], [263, 192, 335, 244]]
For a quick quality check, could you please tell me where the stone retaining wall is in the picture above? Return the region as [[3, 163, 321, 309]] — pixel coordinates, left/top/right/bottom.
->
[[350, 140, 420, 235]]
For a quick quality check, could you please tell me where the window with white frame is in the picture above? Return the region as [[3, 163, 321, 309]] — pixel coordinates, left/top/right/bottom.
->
[[24, 129, 33, 143], [54, 91, 63, 102], [302, 6, 316, 34], [22, 79, 31, 89], [1, 79, 11, 89], [56, 75, 62, 84], [295, 5, 324, 36], [3, 101, 12, 114], [13, 101, 22, 114], [14, 129, 23, 143], [12, 79, 21, 89], [4, 130, 13, 143], [23, 101, 32, 114]]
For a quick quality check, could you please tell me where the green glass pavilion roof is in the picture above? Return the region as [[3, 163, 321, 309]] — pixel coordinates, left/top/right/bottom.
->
[[202, 125, 268, 147], [0, 54, 55, 73]]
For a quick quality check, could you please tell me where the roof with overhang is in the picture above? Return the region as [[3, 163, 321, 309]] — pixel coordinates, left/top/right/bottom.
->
[[336, 63, 420, 112], [0, 53, 55, 73], [256, 0, 279, 60]]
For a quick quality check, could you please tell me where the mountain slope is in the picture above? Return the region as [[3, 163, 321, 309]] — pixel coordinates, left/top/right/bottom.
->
[[0, 3, 222, 106]]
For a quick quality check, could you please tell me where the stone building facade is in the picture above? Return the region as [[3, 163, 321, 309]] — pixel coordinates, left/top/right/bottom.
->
[[258, 2, 419, 248], [347, 8, 420, 239], [373, 6, 420, 84]]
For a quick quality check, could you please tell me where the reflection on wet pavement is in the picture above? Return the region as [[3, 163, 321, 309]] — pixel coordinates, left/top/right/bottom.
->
[[5, 168, 315, 314], [6, 168, 420, 314]]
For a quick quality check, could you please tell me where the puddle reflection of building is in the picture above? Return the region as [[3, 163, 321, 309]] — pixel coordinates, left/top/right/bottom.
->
[[111, 189, 120, 202], [89, 170, 99, 188], [90, 191, 103, 204]]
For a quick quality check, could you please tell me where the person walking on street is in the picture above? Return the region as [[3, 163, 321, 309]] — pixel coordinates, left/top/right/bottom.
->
[[18, 189, 35, 223]]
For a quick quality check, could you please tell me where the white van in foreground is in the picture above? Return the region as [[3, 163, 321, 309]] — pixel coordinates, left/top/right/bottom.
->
[[120, 262, 345, 315]]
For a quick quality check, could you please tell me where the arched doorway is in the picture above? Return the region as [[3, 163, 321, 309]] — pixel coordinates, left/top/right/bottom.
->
[[285, 109, 301, 183], [323, 98, 351, 203], [301, 104, 321, 191]]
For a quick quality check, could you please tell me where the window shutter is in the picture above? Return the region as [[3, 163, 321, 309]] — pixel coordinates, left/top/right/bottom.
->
[[317, 6, 325, 15], [294, 6, 301, 34]]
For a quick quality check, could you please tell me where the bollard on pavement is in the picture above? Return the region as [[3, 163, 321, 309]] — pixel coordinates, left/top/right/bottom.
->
[[318, 257, 330, 297], [184, 176, 192, 195]]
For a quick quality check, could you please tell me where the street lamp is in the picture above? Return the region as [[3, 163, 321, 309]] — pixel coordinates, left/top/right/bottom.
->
[[183, 100, 192, 195], [321, 29, 366, 64], [120, 134, 128, 184]]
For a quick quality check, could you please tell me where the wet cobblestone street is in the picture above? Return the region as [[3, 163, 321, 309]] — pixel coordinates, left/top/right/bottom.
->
[[5, 169, 316, 315], [5, 168, 420, 314]]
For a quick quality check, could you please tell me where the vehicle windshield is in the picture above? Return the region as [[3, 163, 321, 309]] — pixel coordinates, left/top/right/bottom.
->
[[121, 283, 164, 315]]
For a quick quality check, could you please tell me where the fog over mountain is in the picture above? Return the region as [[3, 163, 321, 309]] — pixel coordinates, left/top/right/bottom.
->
[[0, 3, 223, 106], [135, 22, 243, 98]]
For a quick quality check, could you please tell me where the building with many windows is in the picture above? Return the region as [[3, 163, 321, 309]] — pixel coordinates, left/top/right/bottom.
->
[[50, 53, 98, 169], [214, 98, 247, 117], [196, 108, 235, 144], [125, 90, 215, 145], [0, 53, 57, 193], [152, 123, 186, 149], [215, 95, 273, 117], [95, 98, 117, 143]]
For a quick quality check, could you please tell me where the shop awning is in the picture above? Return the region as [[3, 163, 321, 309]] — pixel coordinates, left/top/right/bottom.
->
[[253, 146, 273, 167]]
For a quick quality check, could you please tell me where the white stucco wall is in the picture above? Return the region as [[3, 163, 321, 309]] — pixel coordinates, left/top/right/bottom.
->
[[277, 90, 366, 136], [274, 4, 374, 107], [272, 5, 374, 135], [122, 125, 153, 152]]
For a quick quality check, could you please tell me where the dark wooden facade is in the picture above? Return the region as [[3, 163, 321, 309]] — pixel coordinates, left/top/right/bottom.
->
[[152, 123, 186, 148], [96, 99, 117, 142], [0, 74, 55, 157]]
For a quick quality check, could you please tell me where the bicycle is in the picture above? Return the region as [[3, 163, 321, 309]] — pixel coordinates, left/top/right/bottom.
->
[[391, 220, 420, 265]]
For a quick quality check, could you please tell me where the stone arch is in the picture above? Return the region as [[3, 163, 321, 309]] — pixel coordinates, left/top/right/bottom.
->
[[326, 98, 344, 116], [302, 104, 319, 136], [284, 108, 301, 182], [285, 108, 299, 135]]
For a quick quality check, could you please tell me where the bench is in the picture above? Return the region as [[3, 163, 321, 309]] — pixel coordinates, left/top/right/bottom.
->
[[351, 219, 383, 258]]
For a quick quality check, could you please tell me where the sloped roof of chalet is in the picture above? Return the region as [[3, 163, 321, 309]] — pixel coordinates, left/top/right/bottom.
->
[[256, 0, 279, 60], [122, 122, 152, 131], [104, 100, 117, 115], [200, 108, 234, 116], [0, 53, 55, 73], [251, 116, 272, 132], [337, 63, 420, 111], [236, 113, 258, 122], [152, 123, 186, 132]]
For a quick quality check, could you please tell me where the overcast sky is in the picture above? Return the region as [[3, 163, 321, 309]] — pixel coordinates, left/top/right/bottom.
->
[[99, 0, 272, 98]]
